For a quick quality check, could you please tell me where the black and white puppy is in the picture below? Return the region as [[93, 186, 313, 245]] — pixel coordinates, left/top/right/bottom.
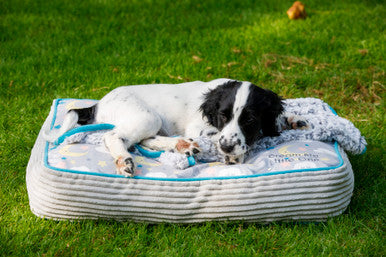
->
[[46, 78, 307, 176]]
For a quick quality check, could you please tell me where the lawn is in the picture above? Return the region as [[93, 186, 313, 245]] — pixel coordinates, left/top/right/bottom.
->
[[0, 0, 385, 256]]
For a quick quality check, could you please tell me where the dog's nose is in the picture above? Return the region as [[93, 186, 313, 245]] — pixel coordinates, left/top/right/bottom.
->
[[220, 143, 235, 154]]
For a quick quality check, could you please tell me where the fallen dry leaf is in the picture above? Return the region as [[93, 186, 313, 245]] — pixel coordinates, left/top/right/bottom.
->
[[222, 62, 238, 68], [91, 86, 109, 92], [192, 55, 203, 63], [287, 1, 306, 20], [232, 47, 242, 54], [311, 89, 324, 97], [358, 49, 369, 56], [168, 74, 184, 80]]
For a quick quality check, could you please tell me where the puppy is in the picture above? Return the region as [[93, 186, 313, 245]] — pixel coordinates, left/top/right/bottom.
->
[[46, 79, 306, 176]]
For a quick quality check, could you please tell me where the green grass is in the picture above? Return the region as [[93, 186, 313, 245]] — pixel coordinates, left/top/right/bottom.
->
[[0, 0, 385, 256]]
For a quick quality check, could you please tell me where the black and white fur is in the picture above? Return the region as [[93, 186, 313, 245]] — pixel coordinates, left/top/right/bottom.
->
[[45, 78, 308, 176]]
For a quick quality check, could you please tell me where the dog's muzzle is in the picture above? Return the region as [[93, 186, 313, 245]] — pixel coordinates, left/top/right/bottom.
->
[[220, 142, 235, 154], [218, 135, 246, 155]]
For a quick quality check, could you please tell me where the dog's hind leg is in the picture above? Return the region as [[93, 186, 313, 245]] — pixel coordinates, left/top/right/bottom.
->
[[99, 97, 163, 176], [103, 131, 137, 176], [104, 115, 163, 176]]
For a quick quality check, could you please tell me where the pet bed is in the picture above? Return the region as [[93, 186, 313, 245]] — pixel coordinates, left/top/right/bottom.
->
[[26, 98, 366, 223]]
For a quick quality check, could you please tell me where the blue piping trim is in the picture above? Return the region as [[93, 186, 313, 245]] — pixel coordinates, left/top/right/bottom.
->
[[328, 105, 338, 115], [134, 145, 196, 166], [187, 156, 196, 166], [43, 141, 344, 181], [134, 144, 164, 158], [43, 98, 346, 181], [49, 98, 60, 129], [44, 141, 124, 178], [46, 98, 195, 164], [54, 124, 115, 145]]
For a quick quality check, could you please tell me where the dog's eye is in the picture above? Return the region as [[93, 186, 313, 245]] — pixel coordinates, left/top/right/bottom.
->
[[245, 117, 256, 125], [219, 113, 227, 123]]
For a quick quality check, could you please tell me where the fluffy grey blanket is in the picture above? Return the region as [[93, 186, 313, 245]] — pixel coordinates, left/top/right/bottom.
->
[[251, 98, 367, 155], [61, 98, 366, 169]]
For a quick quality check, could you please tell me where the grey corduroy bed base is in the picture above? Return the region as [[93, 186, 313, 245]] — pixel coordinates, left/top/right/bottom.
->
[[26, 102, 354, 223]]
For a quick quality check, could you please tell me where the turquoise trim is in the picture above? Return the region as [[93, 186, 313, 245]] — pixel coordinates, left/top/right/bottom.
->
[[135, 145, 196, 166], [44, 141, 344, 181], [187, 156, 196, 166], [52, 123, 197, 162], [134, 148, 344, 181], [54, 124, 115, 145], [45, 98, 196, 170], [43, 98, 346, 181], [52, 121, 169, 159], [134, 144, 164, 158], [49, 98, 61, 129], [333, 141, 344, 167], [44, 141, 124, 178], [328, 105, 338, 115], [360, 146, 367, 155]]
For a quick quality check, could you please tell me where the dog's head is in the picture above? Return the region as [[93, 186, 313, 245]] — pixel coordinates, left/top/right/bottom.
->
[[200, 80, 283, 156]]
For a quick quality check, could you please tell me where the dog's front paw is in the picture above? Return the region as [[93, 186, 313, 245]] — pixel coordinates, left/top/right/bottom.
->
[[224, 154, 244, 165], [115, 156, 135, 177], [175, 138, 201, 156]]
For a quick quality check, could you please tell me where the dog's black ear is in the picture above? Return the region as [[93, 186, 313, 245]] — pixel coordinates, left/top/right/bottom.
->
[[200, 80, 242, 128], [260, 89, 284, 137], [200, 88, 222, 128]]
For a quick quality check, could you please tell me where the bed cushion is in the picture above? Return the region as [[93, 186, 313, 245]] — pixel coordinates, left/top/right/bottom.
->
[[26, 98, 355, 223]]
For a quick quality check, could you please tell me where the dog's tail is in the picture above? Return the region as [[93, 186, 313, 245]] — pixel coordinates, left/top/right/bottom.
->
[[43, 105, 96, 143]]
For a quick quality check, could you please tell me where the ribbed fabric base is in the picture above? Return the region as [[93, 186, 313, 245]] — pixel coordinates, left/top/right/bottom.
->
[[26, 104, 354, 223]]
